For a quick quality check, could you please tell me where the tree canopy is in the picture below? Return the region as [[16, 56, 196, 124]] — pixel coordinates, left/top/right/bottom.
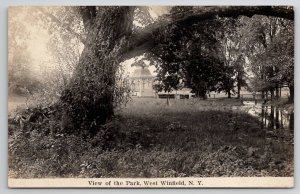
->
[[123, 6, 293, 61]]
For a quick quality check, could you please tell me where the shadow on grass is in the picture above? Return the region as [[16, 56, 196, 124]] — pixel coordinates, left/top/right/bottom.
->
[[8, 98, 293, 178]]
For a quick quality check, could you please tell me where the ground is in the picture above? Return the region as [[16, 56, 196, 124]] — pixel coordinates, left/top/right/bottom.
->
[[8, 97, 293, 178]]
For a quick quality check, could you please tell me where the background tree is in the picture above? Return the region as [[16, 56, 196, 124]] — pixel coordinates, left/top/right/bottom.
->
[[8, 7, 42, 95], [33, 7, 85, 106], [244, 15, 294, 101], [216, 17, 248, 98], [147, 14, 234, 99]]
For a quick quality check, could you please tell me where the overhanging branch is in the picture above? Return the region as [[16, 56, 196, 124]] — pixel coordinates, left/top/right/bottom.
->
[[121, 6, 294, 61]]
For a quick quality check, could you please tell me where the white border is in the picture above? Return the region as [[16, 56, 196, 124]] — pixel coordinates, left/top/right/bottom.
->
[[8, 177, 294, 188]]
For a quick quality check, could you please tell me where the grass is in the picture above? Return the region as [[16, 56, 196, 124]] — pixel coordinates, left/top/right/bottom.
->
[[8, 98, 293, 178], [8, 95, 27, 117]]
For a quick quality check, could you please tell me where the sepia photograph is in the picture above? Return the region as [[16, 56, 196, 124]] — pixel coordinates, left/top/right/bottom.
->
[[7, 6, 294, 188]]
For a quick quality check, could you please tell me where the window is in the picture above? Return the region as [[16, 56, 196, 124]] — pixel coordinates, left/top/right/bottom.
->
[[142, 80, 145, 89]]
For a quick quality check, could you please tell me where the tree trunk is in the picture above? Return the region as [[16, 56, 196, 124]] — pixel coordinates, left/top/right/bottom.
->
[[261, 90, 265, 99], [60, 7, 134, 134], [261, 107, 265, 129], [166, 94, 170, 106], [270, 88, 274, 100], [289, 111, 294, 132], [275, 84, 280, 99], [237, 80, 241, 99], [270, 106, 274, 129], [279, 87, 281, 97], [227, 90, 231, 98], [236, 69, 243, 99], [275, 107, 280, 129], [197, 90, 207, 100], [288, 84, 294, 102]]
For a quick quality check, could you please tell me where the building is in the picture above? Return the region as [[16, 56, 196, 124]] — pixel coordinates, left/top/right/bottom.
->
[[130, 66, 155, 97], [129, 66, 195, 99], [157, 88, 195, 99]]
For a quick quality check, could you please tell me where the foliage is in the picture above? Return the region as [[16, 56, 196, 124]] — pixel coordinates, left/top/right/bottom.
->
[[215, 17, 248, 98], [133, 6, 154, 32], [148, 16, 235, 98], [147, 9, 293, 100], [184, 57, 225, 98], [242, 16, 294, 100], [8, 7, 42, 95], [8, 7, 84, 103]]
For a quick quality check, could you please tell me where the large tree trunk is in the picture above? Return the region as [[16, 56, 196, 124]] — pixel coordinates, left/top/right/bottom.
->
[[60, 7, 134, 134]]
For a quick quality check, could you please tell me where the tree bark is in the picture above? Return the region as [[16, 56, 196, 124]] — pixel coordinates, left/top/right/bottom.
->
[[60, 7, 134, 134]]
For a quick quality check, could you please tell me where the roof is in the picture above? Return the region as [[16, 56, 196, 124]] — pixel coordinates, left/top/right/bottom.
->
[[131, 66, 154, 79]]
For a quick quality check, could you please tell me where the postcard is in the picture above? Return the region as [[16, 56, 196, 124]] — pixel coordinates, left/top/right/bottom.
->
[[8, 6, 294, 188]]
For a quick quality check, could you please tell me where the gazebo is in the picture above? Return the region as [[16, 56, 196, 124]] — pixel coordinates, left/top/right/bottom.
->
[[130, 66, 155, 97]]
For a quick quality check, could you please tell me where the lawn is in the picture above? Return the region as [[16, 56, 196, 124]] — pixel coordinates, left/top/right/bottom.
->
[[8, 98, 293, 178], [8, 95, 27, 117]]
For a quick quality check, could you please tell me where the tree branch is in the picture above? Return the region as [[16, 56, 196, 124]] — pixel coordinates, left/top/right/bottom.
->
[[37, 7, 86, 44], [122, 6, 294, 61]]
